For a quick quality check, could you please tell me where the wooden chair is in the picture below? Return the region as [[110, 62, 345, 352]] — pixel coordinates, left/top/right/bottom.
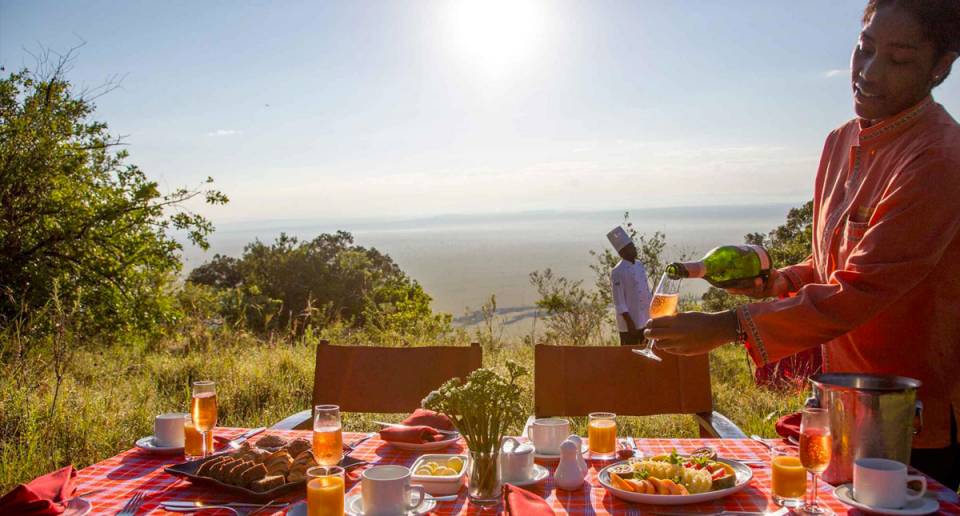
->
[[532, 344, 746, 438], [272, 340, 483, 430]]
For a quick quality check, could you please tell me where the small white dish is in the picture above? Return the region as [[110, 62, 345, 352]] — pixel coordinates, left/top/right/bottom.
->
[[505, 463, 549, 487], [135, 436, 184, 454], [385, 436, 460, 452], [834, 484, 939, 515], [410, 454, 469, 496], [63, 497, 92, 516], [344, 493, 437, 515]]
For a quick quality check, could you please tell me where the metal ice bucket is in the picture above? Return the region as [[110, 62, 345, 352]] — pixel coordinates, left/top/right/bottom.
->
[[808, 373, 922, 485]]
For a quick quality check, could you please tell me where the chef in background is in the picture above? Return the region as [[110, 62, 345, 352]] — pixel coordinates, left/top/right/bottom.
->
[[608, 226, 652, 346]]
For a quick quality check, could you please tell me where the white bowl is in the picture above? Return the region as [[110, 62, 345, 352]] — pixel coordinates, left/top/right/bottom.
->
[[410, 454, 469, 496]]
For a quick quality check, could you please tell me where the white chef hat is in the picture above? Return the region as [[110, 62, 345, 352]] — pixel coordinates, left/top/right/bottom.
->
[[607, 226, 633, 251]]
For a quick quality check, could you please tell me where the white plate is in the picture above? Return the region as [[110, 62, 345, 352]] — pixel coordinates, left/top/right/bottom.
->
[[63, 497, 92, 516], [344, 493, 437, 515], [505, 464, 550, 487], [135, 436, 184, 454], [834, 484, 940, 515], [597, 458, 753, 506], [385, 436, 460, 451]]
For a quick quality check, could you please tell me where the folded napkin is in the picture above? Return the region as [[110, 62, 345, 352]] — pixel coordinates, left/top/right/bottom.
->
[[504, 484, 555, 515], [775, 412, 801, 440], [379, 425, 446, 444], [0, 466, 77, 516], [401, 409, 455, 431]]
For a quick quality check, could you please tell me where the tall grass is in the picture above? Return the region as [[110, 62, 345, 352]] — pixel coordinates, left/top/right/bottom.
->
[[0, 324, 806, 492]]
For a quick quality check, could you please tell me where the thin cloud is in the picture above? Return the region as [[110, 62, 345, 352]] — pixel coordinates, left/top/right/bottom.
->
[[207, 129, 241, 136], [824, 68, 849, 78]]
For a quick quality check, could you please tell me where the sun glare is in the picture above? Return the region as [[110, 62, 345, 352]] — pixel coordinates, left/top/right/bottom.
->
[[443, 0, 547, 77]]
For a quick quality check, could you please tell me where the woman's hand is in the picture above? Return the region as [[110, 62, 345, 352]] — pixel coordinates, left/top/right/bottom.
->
[[643, 311, 739, 356], [726, 268, 790, 299]]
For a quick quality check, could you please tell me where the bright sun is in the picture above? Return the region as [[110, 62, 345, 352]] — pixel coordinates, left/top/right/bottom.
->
[[443, 0, 547, 77]]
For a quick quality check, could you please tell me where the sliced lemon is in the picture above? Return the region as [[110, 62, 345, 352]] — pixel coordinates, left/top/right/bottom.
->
[[446, 457, 464, 472], [433, 466, 457, 476], [415, 467, 433, 476]]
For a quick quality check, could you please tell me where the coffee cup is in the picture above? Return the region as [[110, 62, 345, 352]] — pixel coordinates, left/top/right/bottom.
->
[[853, 458, 927, 509], [154, 413, 186, 447], [500, 437, 535, 482], [361, 465, 426, 516], [529, 418, 570, 456]]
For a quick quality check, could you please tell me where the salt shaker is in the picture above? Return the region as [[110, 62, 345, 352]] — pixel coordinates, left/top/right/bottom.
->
[[566, 434, 588, 476], [554, 438, 586, 490]]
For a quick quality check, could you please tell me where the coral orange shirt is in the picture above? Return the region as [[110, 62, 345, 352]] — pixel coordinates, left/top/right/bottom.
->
[[737, 97, 960, 448]]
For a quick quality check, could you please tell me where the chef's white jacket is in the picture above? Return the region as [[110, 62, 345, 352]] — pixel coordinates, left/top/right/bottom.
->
[[610, 259, 652, 332]]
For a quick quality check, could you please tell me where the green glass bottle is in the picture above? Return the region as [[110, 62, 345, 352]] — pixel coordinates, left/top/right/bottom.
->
[[666, 245, 772, 289]]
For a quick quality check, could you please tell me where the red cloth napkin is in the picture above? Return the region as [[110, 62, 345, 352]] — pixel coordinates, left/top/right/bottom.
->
[[401, 409, 454, 431], [379, 425, 446, 444], [775, 412, 801, 440], [504, 484, 555, 515], [0, 466, 77, 516]]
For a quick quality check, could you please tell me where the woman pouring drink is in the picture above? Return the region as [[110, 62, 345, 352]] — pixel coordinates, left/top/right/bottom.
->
[[644, 0, 960, 489]]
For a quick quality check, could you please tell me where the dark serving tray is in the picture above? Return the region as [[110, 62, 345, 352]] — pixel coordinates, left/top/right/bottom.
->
[[164, 454, 367, 502]]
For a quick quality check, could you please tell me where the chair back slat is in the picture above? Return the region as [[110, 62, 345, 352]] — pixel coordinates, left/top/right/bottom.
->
[[534, 345, 712, 417], [312, 341, 482, 414]]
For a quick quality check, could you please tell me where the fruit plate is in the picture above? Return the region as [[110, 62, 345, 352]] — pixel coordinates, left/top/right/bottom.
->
[[164, 454, 366, 502], [597, 458, 753, 506]]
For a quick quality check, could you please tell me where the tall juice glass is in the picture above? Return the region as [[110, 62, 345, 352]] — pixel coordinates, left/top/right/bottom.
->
[[190, 381, 217, 458], [798, 408, 833, 515], [588, 412, 617, 458], [307, 465, 345, 516], [313, 405, 343, 466]]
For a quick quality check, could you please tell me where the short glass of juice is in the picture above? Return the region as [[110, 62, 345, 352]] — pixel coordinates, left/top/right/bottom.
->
[[587, 412, 617, 459], [771, 447, 806, 508], [183, 415, 213, 460], [306, 465, 345, 516]]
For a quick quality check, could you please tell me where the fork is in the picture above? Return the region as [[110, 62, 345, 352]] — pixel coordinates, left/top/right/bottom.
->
[[117, 491, 146, 516], [161, 500, 280, 515]]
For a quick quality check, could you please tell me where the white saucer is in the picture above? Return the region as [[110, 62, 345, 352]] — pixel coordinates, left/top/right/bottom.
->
[[505, 464, 550, 487], [63, 497, 92, 516], [345, 493, 437, 515], [834, 484, 939, 515], [135, 436, 184, 454], [533, 443, 588, 461]]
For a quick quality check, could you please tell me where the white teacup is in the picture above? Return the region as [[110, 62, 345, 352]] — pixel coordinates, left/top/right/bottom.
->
[[529, 418, 570, 456], [361, 465, 426, 516], [500, 437, 535, 482], [154, 413, 186, 447], [853, 458, 927, 509]]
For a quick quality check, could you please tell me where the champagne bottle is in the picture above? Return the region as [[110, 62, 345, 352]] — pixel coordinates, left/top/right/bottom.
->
[[666, 245, 771, 289]]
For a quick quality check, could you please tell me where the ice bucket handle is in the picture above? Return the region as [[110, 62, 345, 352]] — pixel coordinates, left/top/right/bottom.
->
[[914, 400, 923, 435]]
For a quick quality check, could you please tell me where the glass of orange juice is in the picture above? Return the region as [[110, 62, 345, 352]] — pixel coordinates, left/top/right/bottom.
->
[[588, 412, 617, 458], [307, 465, 345, 516], [313, 405, 343, 466], [191, 380, 217, 458], [184, 416, 213, 460], [771, 448, 806, 508]]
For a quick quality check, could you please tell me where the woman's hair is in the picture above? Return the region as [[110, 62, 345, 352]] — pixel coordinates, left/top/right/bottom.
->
[[863, 0, 960, 85]]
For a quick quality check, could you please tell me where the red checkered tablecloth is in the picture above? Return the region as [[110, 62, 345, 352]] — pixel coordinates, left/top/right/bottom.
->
[[73, 428, 960, 514]]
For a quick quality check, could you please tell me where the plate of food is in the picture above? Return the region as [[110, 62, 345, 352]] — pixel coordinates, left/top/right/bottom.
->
[[597, 450, 753, 505], [165, 436, 366, 502]]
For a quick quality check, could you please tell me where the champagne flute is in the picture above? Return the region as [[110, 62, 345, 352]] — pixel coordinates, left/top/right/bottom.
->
[[798, 407, 833, 515], [313, 405, 343, 466], [190, 380, 218, 458], [632, 273, 680, 362]]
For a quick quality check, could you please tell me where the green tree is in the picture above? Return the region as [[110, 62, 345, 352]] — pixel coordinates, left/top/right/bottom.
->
[[0, 61, 227, 335]]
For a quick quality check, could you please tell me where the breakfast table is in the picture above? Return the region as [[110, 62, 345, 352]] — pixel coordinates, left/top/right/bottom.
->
[[73, 428, 960, 515]]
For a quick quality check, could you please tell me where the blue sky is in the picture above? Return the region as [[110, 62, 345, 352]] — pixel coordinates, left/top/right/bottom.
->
[[2, 0, 958, 222]]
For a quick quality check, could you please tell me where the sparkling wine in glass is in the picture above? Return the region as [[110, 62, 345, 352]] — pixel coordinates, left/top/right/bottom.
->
[[798, 407, 833, 515], [633, 273, 680, 362], [190, 380, 217, 458], [313, 405, 343, 466]]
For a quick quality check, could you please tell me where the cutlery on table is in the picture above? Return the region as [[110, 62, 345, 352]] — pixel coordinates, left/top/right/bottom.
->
[[344, 432, 375, 451], [787, 435, 799, 446], [161, 500, 284, 515], [373, 421, 459, 437], [425, 494, 459, 502], [749, 434, 776, 453], [226, 427, 266, 449], [117, 490, 147, 516], [651, 509, 787, 516]]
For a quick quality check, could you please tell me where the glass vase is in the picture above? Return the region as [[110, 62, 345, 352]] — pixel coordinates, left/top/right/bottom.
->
[[467, 450, 501, 505]]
